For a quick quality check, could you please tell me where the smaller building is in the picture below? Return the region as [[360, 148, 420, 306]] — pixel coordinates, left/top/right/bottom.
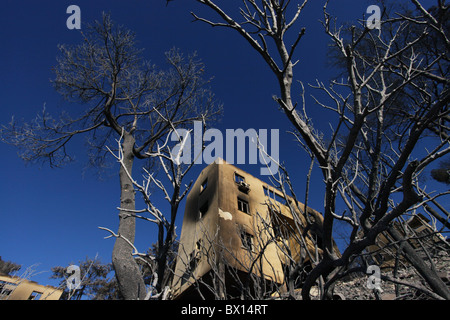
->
[[367, 213, 448, 268], [0, 273, 63, 300]]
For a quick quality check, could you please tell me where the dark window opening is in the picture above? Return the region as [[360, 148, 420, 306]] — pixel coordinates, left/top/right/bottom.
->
[[200, 179, 208, 193], [0, 281, 17, 298], [264, 186, 287, 205], [28, 291, 42, 300], [271, 214, 293, 241], [240, 231, 254, 251], [234, 173, 246, 184], [273, 223, 283, 239], [237, 198, 250, 214], [199, 201, 209, 219], [181, 250, 200, 287]]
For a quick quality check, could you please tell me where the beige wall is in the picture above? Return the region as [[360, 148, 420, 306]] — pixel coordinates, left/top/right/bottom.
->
[[216, 161, 284, 281], [0, 274, 63, 300]]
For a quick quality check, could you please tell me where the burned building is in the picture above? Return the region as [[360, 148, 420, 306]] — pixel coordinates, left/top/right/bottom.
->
[[171, 159, 330, 299]]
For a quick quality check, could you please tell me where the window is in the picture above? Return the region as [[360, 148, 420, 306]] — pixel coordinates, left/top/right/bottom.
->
[[237, 198, 250, 214], [189, 240, 202, 272], [234, 173, 245, 184], [263, 186, 273, 198], [263, 186, 287, 205], [240, 231, 254, 251], [0, 280, 17, 299], [181, 249, 200, 287], [273, 223, 283, 240], [195, 239, 203, 253], [270, 213, 292, 241], [0, 280, 7, 292], [235, 173, 250, 193], [200, 178, 208, 193], [189, 252, 199, 271], [28, 291, 42, 300], [199, 201, 209, 219]]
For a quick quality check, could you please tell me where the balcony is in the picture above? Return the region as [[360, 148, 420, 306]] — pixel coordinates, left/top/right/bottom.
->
[[237, 181, 250, 193]]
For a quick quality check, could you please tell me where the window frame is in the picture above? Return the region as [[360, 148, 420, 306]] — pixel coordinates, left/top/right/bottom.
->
[[28, 291, 43, 300], [0, 280, 17, 298], [240, 231, 254, 251], [237, 198, 250, 214], [263, 186, 287, 205]]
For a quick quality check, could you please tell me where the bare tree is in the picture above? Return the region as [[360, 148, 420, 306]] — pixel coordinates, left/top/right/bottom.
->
[[1, 13, 220, 299], [169, 0, 450, 299], [100, 121, 212, 299]]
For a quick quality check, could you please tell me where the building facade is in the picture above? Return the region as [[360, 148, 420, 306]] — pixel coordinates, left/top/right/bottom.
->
[[0, 274, 63, 300], [171, 159, 327, 299]]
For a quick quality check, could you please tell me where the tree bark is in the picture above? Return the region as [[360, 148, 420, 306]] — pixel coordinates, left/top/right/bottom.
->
[[112, 132, 146, 300]]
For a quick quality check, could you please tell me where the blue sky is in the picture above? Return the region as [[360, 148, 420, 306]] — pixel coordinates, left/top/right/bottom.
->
[[0, 0, 442, 289]]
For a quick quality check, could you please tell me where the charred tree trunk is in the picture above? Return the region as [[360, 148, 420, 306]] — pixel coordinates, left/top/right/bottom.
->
[[112, 132, 146, 300]]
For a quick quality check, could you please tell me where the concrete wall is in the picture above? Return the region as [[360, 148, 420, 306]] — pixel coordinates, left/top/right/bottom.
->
[[171, 160, 220, 296], [216, 161, 284, 282]]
